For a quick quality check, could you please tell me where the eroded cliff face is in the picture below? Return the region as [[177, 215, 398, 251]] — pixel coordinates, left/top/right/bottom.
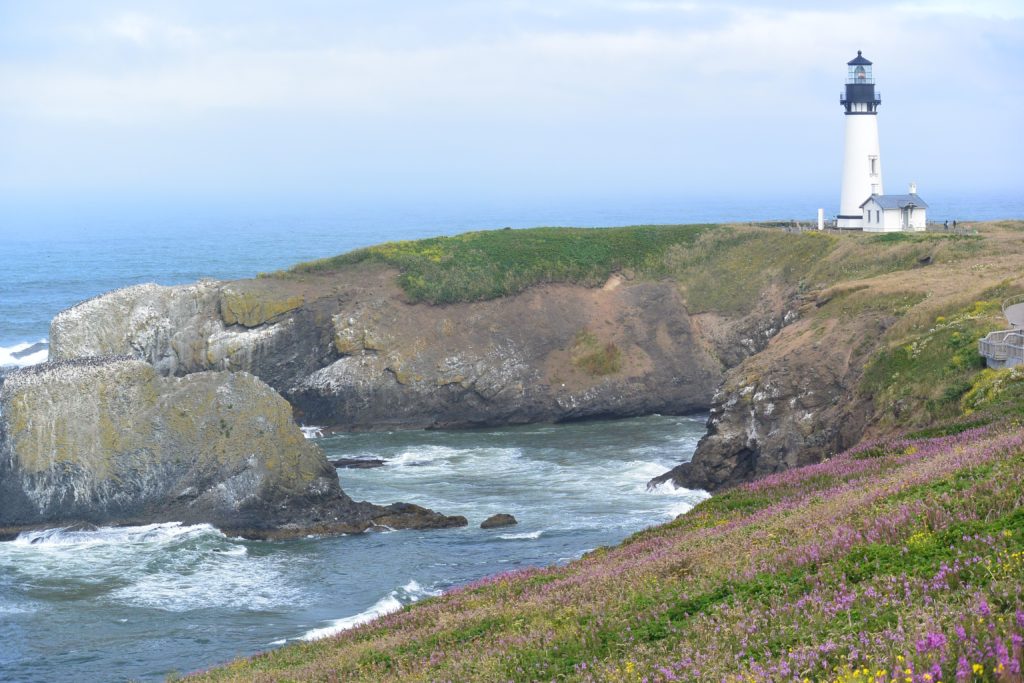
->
[[653, 297, 883, 492], [0, 358, 465, 538], [50, 268, 793, 431]]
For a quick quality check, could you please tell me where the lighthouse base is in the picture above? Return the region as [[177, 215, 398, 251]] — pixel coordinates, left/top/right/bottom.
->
[[836, 215, 864, 230]]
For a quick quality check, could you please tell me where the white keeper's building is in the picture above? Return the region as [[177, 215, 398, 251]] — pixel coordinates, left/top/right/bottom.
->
[[860, 183, 929, 232]]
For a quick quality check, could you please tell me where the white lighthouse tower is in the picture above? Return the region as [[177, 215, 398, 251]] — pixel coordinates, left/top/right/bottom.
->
[[837, 51, 883, 229]]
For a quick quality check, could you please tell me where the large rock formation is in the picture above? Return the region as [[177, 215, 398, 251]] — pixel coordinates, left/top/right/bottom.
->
[[50, 269, 785, 430], [652, 283, 923, 492], [0, 358, 465, 538]]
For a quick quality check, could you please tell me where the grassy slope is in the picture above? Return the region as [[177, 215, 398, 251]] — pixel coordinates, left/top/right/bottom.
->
[[192, 222, 1024, 682], [191, 424, 1024, 682], [277, 224, 983, 312]]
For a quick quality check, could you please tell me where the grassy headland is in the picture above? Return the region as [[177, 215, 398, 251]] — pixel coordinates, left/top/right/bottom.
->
[[191, 220, 1024, 682], [278, 223, 984, 312]]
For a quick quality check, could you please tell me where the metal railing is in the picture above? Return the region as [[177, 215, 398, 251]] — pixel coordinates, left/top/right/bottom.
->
[[1002, 294, 1024, 322], [840, 92, 881, 105], [979, 329, 1024, 367]]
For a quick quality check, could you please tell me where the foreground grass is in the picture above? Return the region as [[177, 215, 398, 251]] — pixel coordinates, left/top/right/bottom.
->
[[190, 422, 1024, 682]]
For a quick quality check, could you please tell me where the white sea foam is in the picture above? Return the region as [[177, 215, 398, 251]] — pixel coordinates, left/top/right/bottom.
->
[[298, 580, 439, 642], [0, 600, 36, 615], [11, 522, 219, 549], [388, 445, 521, 468], [645, 477, 694, 496], [0, 339, 48, 368], [497, 530, 544, 540], [300, 425, 324, 439], [110, 548, 300, 612], [664, 500, 702, 518], [387, 445, 466, 467]]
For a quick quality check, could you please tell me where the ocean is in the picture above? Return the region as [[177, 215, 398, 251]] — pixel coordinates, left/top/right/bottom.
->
[[0, 192, 1020, 681]]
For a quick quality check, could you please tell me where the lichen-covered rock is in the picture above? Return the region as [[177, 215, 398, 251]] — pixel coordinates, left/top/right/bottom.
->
[[50, 282, 225, 376], [219, 285, 304, 328], [0, 358, 464, 537], [49, 270, 731, 430]]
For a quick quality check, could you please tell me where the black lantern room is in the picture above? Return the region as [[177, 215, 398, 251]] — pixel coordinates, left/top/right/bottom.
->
[[840, 51, 882, 114]]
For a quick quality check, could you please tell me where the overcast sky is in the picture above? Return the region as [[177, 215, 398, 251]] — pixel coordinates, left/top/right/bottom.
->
[[1, 1, 1021, 215]]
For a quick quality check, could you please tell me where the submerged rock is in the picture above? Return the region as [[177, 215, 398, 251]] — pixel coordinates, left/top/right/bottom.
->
[[0, 358, 464, 538], [370, 503, 469, 531], [329, 458, 386, 469], [480, 513, 517, 529]]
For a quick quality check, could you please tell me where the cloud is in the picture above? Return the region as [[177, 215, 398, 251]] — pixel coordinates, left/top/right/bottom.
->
[[0, 2, 1019, 199]]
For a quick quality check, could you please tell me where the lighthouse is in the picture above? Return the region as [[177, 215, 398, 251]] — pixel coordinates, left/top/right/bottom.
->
[[837, 51, 883, 229]]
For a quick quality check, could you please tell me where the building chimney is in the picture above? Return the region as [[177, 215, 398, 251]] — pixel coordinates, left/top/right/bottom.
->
[[909, 181, 917, 194]]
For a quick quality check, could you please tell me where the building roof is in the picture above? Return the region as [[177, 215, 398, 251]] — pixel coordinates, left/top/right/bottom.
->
[[848, 50, 873, 66], [860, 193, 929, 210]]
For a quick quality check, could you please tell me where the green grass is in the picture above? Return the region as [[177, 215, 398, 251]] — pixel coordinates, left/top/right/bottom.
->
[[660, 228, 837, 313], [815, 287, 927, 320], [276, 223, 983, 311], [858, 296, 1008, 429], [571, 330, 623, 376], [283, 225, 713, 304]]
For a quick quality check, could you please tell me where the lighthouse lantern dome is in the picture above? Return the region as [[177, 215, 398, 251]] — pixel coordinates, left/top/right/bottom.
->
[[847, 50, 874, 84]]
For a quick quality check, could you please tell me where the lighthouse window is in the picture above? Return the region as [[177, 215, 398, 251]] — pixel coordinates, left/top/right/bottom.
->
[[869, 156, 878, 176]]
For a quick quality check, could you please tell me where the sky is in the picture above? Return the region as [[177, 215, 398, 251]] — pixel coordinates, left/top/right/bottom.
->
[[1, 0, 1022, 218]]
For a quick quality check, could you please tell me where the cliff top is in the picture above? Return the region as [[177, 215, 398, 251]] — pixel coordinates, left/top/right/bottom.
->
[[271, 221, 1021, 314]]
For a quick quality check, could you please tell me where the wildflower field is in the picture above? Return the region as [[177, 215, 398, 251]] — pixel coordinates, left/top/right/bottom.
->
[[193, 423, 1024, 682]]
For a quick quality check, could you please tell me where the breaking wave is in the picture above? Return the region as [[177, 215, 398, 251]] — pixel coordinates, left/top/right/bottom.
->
[[0, 339, 48, 368], [298, 580, 440, 641]]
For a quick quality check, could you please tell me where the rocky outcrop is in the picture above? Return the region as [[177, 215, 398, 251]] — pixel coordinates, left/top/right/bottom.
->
[[49, 269, 750, 430], [0, 358, 465, 538], [480, 513, 517, 529], [652, 288, 899, 492], [45, 257, 837, 493]]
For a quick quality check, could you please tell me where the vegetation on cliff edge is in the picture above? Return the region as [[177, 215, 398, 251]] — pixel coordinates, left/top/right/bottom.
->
[[279, 224, 981, 310], [860, 281, 1024, 433]]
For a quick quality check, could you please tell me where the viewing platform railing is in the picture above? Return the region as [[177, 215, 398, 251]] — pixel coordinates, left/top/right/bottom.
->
[[1002, 294, 1024, 326], [979, 329, 1024, 368]]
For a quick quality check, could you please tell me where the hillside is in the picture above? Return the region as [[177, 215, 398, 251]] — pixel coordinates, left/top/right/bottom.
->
[[189, 419, 1024, 682], [179, 220, 1024, 682]]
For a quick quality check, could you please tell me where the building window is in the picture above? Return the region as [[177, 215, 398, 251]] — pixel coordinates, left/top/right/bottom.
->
[[876, 210, 880, 223]]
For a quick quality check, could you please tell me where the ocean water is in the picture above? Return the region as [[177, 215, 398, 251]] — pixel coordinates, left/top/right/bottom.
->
[[0, 416, 708, 681], [1, 192, 1021, 680]]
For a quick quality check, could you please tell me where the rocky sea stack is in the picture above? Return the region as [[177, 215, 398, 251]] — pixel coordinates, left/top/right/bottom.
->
[[0, 357, 464, 539]]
